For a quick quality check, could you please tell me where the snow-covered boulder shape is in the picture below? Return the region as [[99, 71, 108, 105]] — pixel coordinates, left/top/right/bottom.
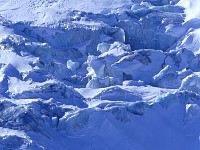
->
[[97, 42, 111, 54], [12, 81, 87, 108], [123, 80, 145, 86], [57, 108, 92, 135], [22, 68, 49, 82], [86, 77, 105, 88], [154, 90, 200, 109], [104, 102, 147, 123], [154, 66, 193, 89], [179, 74, 200, 95], [57, 101, 147, 135], [67, 60, 80, 72], [165, 48, 194, 70], [86, 77, 117, 88], [100, 42, 131, 57], [175, 48, 194, 69], [185, 104, 200, 122], [87, 57, 106, 78], [113, 49, 166, 84], [87, 42, 131, 84], [98, 42, 131, 61], [153, 65, 179, 88], [93, 86, 142, 102], [178, 68, 193, 81]]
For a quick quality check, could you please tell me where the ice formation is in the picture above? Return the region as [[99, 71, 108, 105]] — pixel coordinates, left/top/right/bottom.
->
[[0, 0, 200, 149]]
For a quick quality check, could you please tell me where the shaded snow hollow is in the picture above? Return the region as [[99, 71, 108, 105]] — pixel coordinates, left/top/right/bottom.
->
[[0, 0, 200, 150]]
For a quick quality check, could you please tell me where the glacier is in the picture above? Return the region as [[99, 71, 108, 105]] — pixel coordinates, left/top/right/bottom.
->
[[0, 0, 200, 149]]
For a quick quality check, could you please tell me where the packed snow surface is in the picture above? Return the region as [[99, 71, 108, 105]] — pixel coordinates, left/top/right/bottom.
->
[[0, 0, 200, 149]]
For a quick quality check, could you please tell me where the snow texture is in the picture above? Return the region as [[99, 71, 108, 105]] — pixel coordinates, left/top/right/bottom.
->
[[0, 0, 200, 149]]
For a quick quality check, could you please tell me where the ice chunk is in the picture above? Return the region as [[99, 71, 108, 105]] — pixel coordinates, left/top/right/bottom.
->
[[111, 106, 131, 123], [126, 101, 146, 116], [12, 81, 87, 108], [185, 104, 200, 122], [166, 48, 194, 70], [67, 60, 80, 72], [93, 86, 142, 102], [179, 74, 200, 95], [153, 65, 179, 88], [123, 80, 145, 86], [97, 42, 111, 54], [86, 77, 105, 89], [57, 109, 91, 135], [113, 49, 166, 84], [154, 66, 194, 89]]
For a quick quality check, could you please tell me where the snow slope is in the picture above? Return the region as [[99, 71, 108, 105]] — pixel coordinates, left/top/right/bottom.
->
[[177, 0, 200, 21], [0, 0, 134, 24], [0, 0, 200, 149]]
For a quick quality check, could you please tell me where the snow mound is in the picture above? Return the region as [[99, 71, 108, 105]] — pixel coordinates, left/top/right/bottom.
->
[[93, 86, 142, 102]]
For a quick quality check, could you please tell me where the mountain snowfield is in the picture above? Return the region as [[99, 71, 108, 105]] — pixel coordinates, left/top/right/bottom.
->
[[0, 0, 200, 149]]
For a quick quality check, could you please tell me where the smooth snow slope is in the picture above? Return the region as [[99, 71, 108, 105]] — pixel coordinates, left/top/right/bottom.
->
[[0, 0, 134, 24], [0, 0, 200, 150]]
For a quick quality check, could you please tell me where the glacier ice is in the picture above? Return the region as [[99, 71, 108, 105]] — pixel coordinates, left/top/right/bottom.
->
[[180, 74, 200, 95], [93, 86, 142, 102], [113, 49, 166, 84], [0, 0, 200, 149]]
